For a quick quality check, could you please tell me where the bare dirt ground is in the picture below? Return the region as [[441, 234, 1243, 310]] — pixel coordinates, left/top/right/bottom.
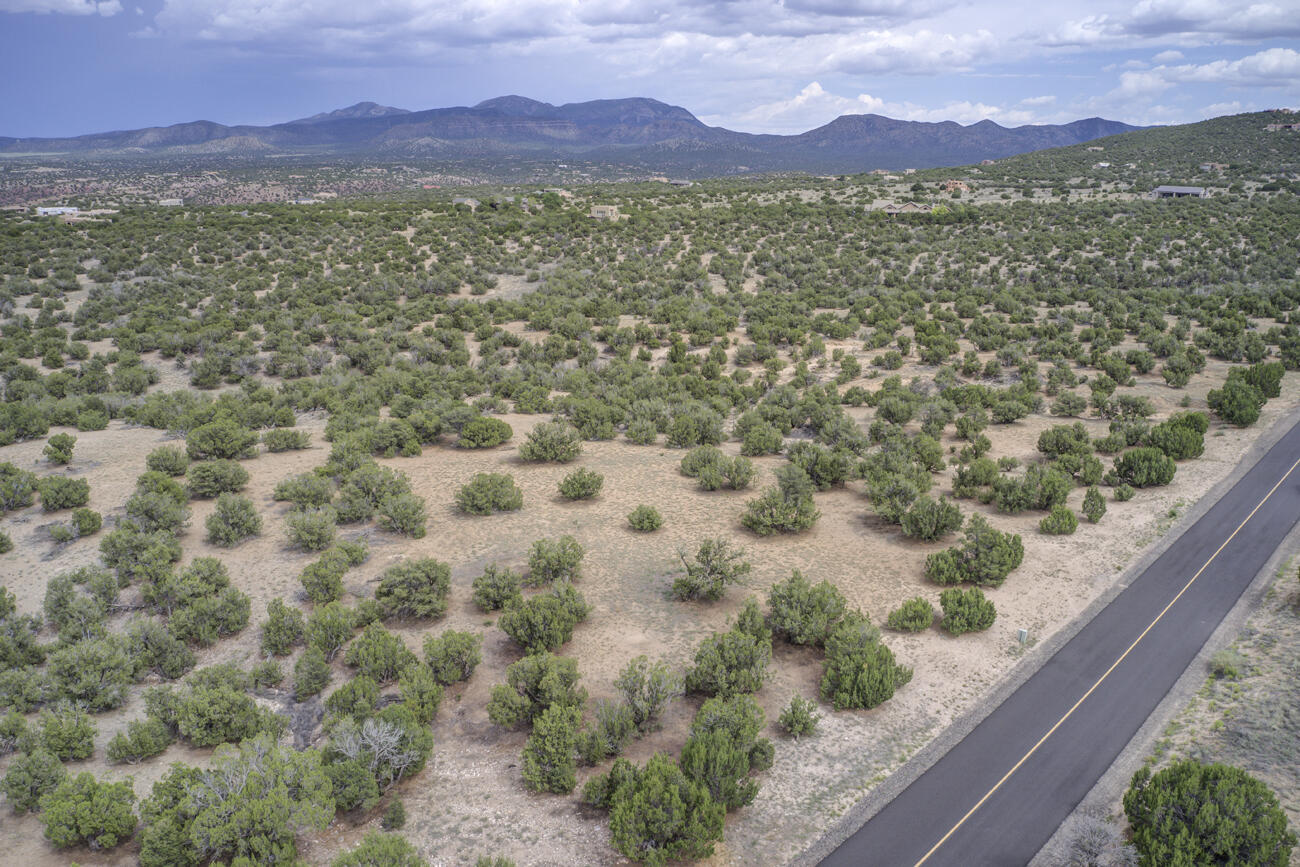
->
[[0, 362, 1296, 866]]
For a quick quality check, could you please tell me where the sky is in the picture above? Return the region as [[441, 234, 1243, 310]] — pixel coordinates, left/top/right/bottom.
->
[[1, 0, 1298, 138]]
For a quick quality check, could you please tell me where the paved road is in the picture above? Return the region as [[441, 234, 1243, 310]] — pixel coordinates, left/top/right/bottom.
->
[[822, 420, 1300, 867]]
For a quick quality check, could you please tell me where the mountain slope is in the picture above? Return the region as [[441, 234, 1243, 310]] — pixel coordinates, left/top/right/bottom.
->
[[0, 96, 1140, 173]]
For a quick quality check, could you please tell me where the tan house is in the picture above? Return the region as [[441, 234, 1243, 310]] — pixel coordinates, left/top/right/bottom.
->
[[590, 205, 620, 220], [942, 180, 970, 193]]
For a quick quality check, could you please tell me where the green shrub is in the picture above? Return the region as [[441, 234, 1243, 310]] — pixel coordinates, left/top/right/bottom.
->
[[377, 492, 428, 538], [146, 446, 189, 476], [924, 515, 1024, 587], [250, 659, 284, 689], [2, 749, 65, 813], [377, 558, 451, 620], [1039, 504, 1079, 535], [70, 507, 101, 537], [1207, 380, 1264, 427], [1114, 484, 1135, 501], [187, 460, 250, 498], [900, 496, 963, 541], [43, 433, 76, 465], [673, 538, 751, 602], [39, 704, 96, 760], [1082, 486, 1106, 522], [381, 799, 407, 831], [685, 629, 770, 697], [260, 598, 305, 656], [472, 565, 523, 611], [527, 535, 584, 585], [1124, 760, 1296, 866], [1114, 447, 1176, 487], [939, 587, 997, 634], [263, 428, 311, 452], [106, 718, 174, 764], [186, 419, 258, 460], [604, 754, 725, 864], [486, 653, 586, 729], [627, 505, 663, 531], [778, 696, 821, 740], [0, 463, 38, 512], [272, 473, 333, 508], [457, 417, 513, 448], [886, 597, 935, 632], [615, 656, 684, 732], [293, 646, 332, 699], [498, 585, 591, 654], [38, 476, 90, 511], [519, 422, 581, 462], [286, 506, 337, 551], [767, 571, 846, 646], [344, 622, 418, 684], [39, 772, 137, 850], [522, 704, 581, 793], [205, 493, 262, 547], [559, 468, 604, 500], [423, 630, 483, 685], [456, 473, 523, 515], [819, 612, 912, 710], [332, 832, 429, 867], [306, 601, 356, 660], [0, 530, 12, 554]]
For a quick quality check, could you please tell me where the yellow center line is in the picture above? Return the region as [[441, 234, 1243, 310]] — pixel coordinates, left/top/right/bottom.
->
[[914, 453, 1300, 867]]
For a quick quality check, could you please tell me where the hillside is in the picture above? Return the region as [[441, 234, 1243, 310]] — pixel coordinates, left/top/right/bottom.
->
[[0, 95, 1138, 174]]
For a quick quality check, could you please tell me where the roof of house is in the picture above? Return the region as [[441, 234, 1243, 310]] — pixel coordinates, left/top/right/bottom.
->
[[1154, 185, 1206, 194]]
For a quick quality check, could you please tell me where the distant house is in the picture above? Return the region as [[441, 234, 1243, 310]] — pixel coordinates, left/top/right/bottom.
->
[[942, 180, 969, 192], [452, 197, 480, 209], [1264, 123, 1300, 131], [1086, 146, 1104, 152], [870, 168, 890, 176], [35, 206, 78, 217], [590, 205, 620, 220], [980, 159, 996, 166], [667, 179, 694, 187], [1153, 185, 1206, 199], [158, 198, 182, 207], [292, 198, 318, 205], [903, 168, 917, 175], [881, 202, 932, 216], [1199, 162, 1227, 172], [1093, 162, 1111, 169]]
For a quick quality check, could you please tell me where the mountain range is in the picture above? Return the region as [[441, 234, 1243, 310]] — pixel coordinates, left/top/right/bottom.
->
[[0, 96, 1139, 174]]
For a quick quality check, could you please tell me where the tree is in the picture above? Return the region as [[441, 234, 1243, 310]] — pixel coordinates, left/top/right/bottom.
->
[[186, 419, 257, 460], [205, 493, 261, 546], [1082, 486, 1107, 523], [146, 446, 189, 476], [286, 506, 337, 552], [39, 476, 91, 511], [767, 571, 846, 646], [377, 492, 428, 538], [616, 656, 684, 731], [939, 587, 997, 635], [1208, 379, 1263, 427], [674, 538, 751, 602], [261, 598, 305, 656], [1123, 760, 1296, 866], [740, 465, 820, 535], [1040, 504, 1079, 535], [376, 558, 451, 620], [294, 646, 332, 699], [39, 772, 137, 850], [522, 704, 581, 793], [187, 460, 250, 498], [820, 614, 912, 710], [332, 832, 430, 867], [39, 703, 96, 760]]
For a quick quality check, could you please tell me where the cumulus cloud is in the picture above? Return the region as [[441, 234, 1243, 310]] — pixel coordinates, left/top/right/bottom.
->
[[1053, 0, 1300, 46], [0, 0, 120, 13], [1152, 49, 1183, 62]]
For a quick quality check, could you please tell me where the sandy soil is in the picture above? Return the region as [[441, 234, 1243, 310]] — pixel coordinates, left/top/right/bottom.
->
[[0, 361, 1296, 867]]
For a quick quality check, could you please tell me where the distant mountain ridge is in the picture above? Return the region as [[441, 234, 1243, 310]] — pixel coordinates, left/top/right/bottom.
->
[[0, 95, 1139, 173]]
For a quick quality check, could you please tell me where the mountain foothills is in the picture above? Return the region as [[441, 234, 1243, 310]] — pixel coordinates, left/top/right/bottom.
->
[[0, 96, 1137, 173]]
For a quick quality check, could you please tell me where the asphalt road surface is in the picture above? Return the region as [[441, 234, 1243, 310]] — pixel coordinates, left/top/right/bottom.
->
[[822, 419, 1300, 867]]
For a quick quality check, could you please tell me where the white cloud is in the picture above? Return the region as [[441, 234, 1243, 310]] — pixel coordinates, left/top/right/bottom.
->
[[1201, 100, 1243, 115], [1152, 49, 1183, 62], [1019, 95, 1056, 106], [0, 0, 120, 13]]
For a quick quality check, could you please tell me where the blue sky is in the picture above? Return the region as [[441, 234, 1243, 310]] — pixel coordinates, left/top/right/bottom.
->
[[2, 0, 1298, 137]]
